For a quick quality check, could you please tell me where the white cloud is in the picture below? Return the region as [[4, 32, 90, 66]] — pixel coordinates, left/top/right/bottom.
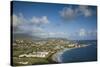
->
[[79, 28, 87, 36], [78, 6, 92, 17], [87, 30, 97, 36], [47, 32, 67, 38], [60, 7, 76, 20], [59, 5, 93, 21], [32, 27, 44, 33], [16, 24, 45, 34], [12, 14, 21, 26], [30, 16, 49, 25], [14, 25, 48, 38], [13, 13, 49, 27], [78, 28, 97, 37], [13, 13, 50, 38], [12, 13, 27, 27], [41, 16, 49, 24], [49, 32, 65, 35]]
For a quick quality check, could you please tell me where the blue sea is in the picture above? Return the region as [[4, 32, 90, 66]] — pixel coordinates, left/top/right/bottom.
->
[[60, 40, 97, 63]]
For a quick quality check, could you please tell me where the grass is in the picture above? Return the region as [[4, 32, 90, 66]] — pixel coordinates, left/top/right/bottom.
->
[[13, 57, 50, 66]]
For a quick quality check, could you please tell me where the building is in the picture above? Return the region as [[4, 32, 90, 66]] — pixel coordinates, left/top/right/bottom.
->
[[19, 52, 49, 58]]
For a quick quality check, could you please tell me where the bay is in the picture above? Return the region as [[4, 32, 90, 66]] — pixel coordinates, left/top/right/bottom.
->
[[60, 40, 97, 63]]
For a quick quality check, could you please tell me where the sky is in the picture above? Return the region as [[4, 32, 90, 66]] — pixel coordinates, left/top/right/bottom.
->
[[12, 1, 97, 40]]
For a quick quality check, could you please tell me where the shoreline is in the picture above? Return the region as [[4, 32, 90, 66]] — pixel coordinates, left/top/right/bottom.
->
[[51, 45, 90, 63], [51, 48, 74, 63]]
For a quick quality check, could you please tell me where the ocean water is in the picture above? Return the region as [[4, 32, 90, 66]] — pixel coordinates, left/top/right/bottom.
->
[[61, 40, 97, 63]]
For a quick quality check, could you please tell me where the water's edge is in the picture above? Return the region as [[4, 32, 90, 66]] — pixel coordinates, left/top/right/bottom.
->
[[51, 44, 93, 63]]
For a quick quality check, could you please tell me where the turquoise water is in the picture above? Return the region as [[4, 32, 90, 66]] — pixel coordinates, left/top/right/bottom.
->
[[61, 40, 97, 63]]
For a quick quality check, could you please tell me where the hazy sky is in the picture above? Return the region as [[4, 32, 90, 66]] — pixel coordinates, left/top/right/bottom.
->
[[12, 1, 97, 40]]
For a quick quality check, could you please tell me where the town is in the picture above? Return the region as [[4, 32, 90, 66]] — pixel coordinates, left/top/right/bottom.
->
[[12, 39, 87, 65]]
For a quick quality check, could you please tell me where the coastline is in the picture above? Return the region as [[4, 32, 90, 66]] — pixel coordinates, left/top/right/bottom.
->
[[51, 48, 73, 62], [51, 45, 90, 63]]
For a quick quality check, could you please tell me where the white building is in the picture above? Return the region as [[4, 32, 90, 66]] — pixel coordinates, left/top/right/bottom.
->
[[18, 62, 28, 64], [19, 52, 49, 58]]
